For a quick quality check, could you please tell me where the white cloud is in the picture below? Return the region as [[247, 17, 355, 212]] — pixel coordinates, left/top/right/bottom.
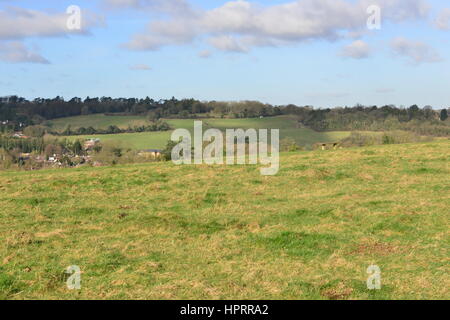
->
[[102, 0, 192, 15], [208, 35, 248, 53], [104, 0, 142, 6], [0, 6, 104, 64], [123, 0, 430, 52], [0, 41, 49, 64], [124, 17, 198, 50], [435, 8, 450, 31], [390, 37, 442, 65], [339, 40, 371, 59], [198, 50, 212, 58], [0, 6, 103, 40], [129, 63, 151, 70]]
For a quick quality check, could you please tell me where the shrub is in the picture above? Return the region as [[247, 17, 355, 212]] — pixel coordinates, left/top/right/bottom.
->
[[162, 140, 179, 161]]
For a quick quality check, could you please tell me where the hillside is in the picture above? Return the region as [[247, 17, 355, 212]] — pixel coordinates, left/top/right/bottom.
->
[[46, 114, 149, 131], [48, 115, 351, 149], [0, 140, 448, 299]]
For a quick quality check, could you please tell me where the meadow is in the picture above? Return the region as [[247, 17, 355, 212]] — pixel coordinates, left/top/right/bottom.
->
[[49, 115, 351, 150], [0, 140, 448, 299], [46, 114, 149, 131]]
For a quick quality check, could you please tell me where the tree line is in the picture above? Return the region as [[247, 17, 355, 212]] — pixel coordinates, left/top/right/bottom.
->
[[1, 96, 449, 137], [0, 136, 45, 153], [55, 121, 171, 136]]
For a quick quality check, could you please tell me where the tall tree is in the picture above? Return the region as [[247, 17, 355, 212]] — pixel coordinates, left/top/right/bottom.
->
[[440, 109, 448, 121]]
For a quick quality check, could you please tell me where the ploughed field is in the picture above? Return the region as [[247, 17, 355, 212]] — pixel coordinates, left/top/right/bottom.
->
[[0, 140, 449, 299]]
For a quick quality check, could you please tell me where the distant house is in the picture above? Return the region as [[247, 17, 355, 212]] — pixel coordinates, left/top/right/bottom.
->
[[46, 153, 60, 163], [12, 132, 29, 139], [84, 138, 100, 151], [138, 149, 162, 158], [19, 153, 31, 160]]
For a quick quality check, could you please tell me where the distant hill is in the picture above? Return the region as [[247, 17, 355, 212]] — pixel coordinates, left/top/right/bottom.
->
[[48, 115, 351, 149]]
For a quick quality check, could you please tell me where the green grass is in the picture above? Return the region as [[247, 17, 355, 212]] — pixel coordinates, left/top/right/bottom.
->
[[52, 115, 350, 150], [59, 131, 173, 150], [46, 114, 149, 131], [0, 140, 449, 299]]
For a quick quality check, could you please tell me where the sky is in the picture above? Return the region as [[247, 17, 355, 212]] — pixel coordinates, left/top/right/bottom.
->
[[0, 0, 449, 108]]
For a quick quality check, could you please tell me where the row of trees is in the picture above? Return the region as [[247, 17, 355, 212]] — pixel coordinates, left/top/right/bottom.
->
[[284, 104, 449, 136], [15, 121, 171, 138], [2, 95, 448, 120], [0, 136, 45, 153], [54, 121, 171, 136], [0, 136, 90, 157], [1, 96, 449, 137], [1, 96, 286, 125], [1, 96, 213, 124]]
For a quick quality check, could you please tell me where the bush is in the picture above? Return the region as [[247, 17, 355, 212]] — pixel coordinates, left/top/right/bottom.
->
[[162, 140, 179, 161]]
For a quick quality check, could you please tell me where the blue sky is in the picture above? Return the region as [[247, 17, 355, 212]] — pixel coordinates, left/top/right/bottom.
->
[[0, 0, 449, 108]]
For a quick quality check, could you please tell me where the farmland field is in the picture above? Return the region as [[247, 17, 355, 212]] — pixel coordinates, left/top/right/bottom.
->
[[59, 131, 174, 150], [50, 115, 351, 150], [0, 140, 448, 299], [46, 114, 149, 131]]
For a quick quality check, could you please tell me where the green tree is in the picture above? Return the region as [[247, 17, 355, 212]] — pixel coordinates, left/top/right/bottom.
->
[[440, 109, 448, 121], [162, 140, 179, 161], [72, 140, 83, 155]]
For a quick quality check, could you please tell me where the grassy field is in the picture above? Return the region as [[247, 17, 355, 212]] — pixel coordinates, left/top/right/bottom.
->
[[53, 115, 350, 150], [0, 140, 449, 299], [59, 131, 173, 150], [46, 114, 149, 131]]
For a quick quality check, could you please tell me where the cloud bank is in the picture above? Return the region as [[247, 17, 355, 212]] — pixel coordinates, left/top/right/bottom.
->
[[121, 0, 430, 53], [0, 5, 103, 63], [0, 41, 49, 64]]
